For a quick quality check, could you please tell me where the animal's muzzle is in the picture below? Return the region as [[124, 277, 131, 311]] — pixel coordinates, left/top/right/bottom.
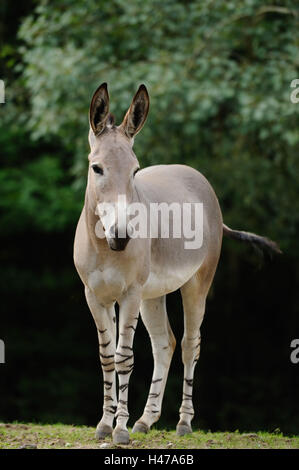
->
[[107, 224, 132, 251]]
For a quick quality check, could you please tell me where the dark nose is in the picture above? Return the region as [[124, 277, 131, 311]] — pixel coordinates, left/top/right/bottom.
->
[[108, 224, 131, 251]]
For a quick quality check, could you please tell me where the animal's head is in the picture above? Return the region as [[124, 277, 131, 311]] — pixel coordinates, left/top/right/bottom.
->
[[87, 83, 149, 251]]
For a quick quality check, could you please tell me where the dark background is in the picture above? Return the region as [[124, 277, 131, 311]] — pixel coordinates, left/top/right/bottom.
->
[[1, 0, 299, 435]]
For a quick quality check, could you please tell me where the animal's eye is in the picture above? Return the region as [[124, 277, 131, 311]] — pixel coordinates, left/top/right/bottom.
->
[[133, 168, 140, 177], [92, 165, 104, 175]]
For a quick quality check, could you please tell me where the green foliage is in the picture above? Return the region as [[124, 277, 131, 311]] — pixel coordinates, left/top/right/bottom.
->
[[0, 126, 81, 233], [16, 0, 299, 252], [0, 154, 80, 233]]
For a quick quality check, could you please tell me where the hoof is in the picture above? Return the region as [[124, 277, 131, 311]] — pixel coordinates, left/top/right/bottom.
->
[[176, 422, 192, 436], [112, 428, 130, 445], [95, 423, 113, 440], [132, 421, 149, 434]]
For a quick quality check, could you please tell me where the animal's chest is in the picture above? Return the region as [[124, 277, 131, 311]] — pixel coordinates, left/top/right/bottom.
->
[[87, 267, 127, 303]]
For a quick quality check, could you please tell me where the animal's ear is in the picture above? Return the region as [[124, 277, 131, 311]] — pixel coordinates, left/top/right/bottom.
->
[[120, 84, 149, 139], [89, 82, 110, 136]]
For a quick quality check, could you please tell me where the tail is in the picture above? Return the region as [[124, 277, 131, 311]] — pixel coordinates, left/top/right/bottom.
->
[[223, 224, 282, 255]]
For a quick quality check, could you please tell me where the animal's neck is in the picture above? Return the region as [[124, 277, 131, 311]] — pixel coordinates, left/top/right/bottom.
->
[[84, 186, 107, 253]]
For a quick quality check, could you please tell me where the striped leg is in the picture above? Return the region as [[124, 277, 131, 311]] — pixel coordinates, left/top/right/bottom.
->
[[176, 274, 208, 436], [85, 287, 117, 439], [112, 286, 141, 445], [132, 296, 176, 433]]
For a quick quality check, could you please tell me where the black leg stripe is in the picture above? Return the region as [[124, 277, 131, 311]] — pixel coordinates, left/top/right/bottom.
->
[[126, 325, 136, 332], [104, 381, 112, 389], [104, 395, 114, 401], [119, 383, 128, 392], [149, 392, 160, 398], [100, 340, 111, 348], [115, 413, 129, 419], [184, 379, 193, 387], [117, 367, 134, 375], [151, 378, 162, 384], [115, 357, 133, 365], [101, 361, 114, 367], [116, 352, 133, 358]]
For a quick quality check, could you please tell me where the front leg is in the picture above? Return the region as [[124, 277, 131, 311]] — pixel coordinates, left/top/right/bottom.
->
[[84, 287, 117, 439], [113, 285, 141, 445]]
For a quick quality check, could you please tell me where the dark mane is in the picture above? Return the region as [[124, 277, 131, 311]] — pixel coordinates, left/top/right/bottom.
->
[[107, 113, 116, 127]]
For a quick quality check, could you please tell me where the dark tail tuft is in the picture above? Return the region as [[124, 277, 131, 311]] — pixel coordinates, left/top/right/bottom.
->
[[223, 224, 282, 256]]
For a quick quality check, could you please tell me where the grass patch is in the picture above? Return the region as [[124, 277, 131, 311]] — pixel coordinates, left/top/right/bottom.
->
[[0, 422, 298, 449]]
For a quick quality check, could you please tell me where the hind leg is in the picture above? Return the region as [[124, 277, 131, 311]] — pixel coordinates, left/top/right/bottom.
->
[[177, 261, 217, 436], [132, 296, 176, 433]]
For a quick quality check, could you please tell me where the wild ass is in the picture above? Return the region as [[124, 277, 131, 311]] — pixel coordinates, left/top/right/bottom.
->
[[74, 83, 280, 444]]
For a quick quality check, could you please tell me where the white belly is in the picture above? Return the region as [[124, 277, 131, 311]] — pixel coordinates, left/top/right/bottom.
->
[[141, 263, 200, 300]]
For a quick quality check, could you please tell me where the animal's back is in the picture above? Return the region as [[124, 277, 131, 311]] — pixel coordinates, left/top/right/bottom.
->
[[137, 164, 221, 210]]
